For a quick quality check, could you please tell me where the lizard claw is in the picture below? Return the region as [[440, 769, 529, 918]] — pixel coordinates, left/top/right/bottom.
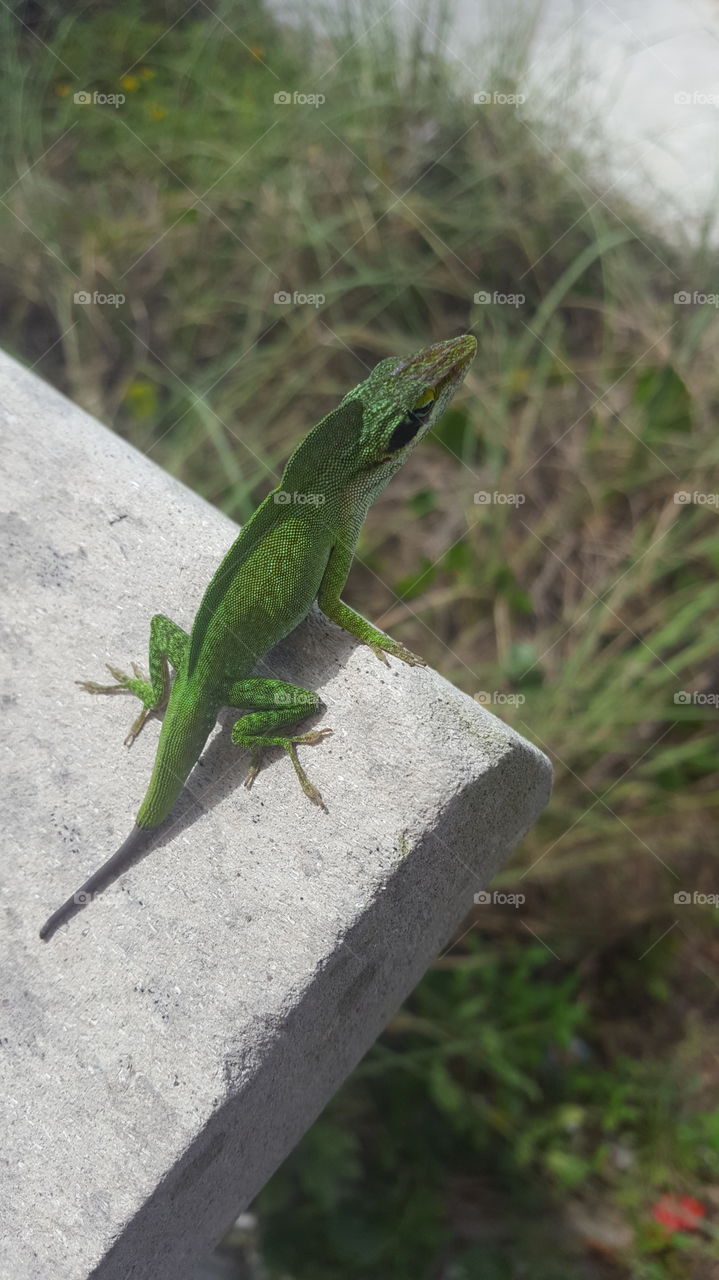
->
[[370, 643, 426, 668], [398, 648, 427, 668], [123, 704, 154, 746], [369, 645, 391, 667]]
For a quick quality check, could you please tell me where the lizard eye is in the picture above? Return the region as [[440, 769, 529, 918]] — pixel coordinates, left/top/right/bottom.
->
[[386, 387, 436, 453]]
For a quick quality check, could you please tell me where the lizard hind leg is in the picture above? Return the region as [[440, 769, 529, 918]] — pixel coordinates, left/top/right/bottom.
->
[[76, 613, 190, 746], [228, 678, 332, 811]]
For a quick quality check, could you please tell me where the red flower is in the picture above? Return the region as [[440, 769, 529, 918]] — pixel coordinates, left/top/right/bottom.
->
[[651, 1195, 706, 1233]]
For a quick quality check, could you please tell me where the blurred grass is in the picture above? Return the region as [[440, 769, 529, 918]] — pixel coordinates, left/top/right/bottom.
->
[[2, 1, 719, 1276]]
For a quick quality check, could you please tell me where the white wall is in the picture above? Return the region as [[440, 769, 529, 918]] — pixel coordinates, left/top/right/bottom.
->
[[274, 0, 719, 242]]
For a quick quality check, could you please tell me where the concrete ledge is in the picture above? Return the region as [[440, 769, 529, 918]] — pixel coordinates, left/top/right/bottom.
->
[[0, 349, 552, 1280]]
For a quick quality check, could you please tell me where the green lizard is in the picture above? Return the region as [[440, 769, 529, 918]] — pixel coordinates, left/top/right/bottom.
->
[[39, 333, 476, 940]]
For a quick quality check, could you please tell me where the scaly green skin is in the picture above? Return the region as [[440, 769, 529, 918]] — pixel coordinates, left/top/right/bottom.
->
[[39, 334, 476, 939]]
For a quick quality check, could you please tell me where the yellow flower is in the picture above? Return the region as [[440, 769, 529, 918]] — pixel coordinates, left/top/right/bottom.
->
[[139, 66, 155, 80], [249, 45, 265, 60], [119, 74, 140, 92], [125, 378, 159, 421], [54, 81, 72, 97], [147, 103, 167, 121]]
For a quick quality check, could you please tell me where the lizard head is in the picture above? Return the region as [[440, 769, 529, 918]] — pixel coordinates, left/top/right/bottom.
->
[[340, 332, 477, 491], [281, 334, 476, 505]]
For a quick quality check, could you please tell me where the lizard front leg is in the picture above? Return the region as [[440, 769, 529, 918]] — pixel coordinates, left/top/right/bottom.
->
[[77, 613, 189, 745], [227, 677, 331, 811], [318, 540, 426, 667]]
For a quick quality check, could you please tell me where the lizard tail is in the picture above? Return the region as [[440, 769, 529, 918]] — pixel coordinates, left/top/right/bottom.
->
[[39, 823, 159, 942]]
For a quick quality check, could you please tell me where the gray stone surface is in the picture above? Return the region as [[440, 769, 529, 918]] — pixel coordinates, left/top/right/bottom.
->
[[0, 348, 552, 1280]]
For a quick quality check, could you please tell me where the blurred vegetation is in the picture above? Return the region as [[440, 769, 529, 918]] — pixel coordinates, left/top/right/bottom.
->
[[2, 1, 719, 1276]]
